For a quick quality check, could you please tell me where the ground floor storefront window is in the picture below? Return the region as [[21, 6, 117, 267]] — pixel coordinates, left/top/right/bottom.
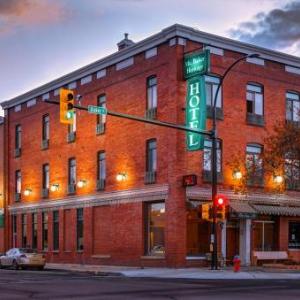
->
[[145, 202, 165, 256], [186, 206, 211, 256], [252, 219, 277, 251], [289, 222, 300, 249]]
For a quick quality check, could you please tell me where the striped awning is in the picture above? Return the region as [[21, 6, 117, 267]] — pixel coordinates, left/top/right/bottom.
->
[[230, 201, 257, 214], [251, 204, 300, 217]]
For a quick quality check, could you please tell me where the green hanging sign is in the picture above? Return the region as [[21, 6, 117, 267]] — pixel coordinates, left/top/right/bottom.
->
[[184, 49, 210, 79], [0, 209, 4, 228], [185, 76, 207, 151]]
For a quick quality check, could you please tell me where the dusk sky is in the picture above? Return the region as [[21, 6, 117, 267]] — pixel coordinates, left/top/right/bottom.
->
[[1, 0, 299, 116]]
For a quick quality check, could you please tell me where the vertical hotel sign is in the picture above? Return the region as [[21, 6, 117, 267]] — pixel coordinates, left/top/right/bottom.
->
[[184, 50, 210, 151]]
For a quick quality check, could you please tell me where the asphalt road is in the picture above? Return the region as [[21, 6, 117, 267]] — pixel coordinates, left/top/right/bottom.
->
[[0, 269, 299, 299]]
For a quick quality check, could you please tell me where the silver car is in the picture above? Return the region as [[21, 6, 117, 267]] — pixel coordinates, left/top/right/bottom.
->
[[0, 248, 46, 270]]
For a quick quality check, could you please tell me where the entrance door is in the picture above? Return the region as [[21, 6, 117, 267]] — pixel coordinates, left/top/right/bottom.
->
[[226, 221, 239, 262]]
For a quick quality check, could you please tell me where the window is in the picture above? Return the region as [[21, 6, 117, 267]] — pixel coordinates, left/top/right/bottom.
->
[[253, 220, 276, 251], [246, 144, 263, 185], [12, 215, 17, 247], [42, 115, 50, 141], [96, 69, 106, 79], [80, 75, 92, 85], [285, 156, 300, 190], [203, 139, 222, 173], [286, 92, 300, 122], [145, 139, 157, 184], [116, 57, 134, 70], [145, 47, 157, 59], [205, 76, 221, 108], [26, 99, 36, 107], [96, 94, 106, 134], [42, 164, 50, 191], [68, 112, 76, 133], [289, 222, 300, 249], [53, 211, 59, 251], [76, 208, 84, 251], [21, 214, 27, 248], [97, 151, 106, 190], [15, 170, 21, 200], [145, 202, 165, 256], [68, 158, 76, 192], [246, 84, 264, 125], [32, 213, 38, 249], [42, 212, 48, 251], [146, 76, 157, 119], [15, 124, 21, 150]]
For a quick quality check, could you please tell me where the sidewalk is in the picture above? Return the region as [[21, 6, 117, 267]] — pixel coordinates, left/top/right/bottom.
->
[[46, 263, 300, 280]]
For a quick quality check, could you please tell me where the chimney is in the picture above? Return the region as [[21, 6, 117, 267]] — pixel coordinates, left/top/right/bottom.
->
[[117, 33, 135, 51]]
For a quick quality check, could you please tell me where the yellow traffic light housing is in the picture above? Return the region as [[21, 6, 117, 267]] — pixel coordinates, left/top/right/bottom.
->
[[60, 88, 74, 124]]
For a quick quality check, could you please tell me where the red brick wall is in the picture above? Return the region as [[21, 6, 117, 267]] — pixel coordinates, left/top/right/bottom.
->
[[5, 38, 300, 266]]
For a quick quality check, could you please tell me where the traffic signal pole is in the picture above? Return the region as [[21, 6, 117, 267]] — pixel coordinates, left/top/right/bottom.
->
[[210, 53, 259, 270]]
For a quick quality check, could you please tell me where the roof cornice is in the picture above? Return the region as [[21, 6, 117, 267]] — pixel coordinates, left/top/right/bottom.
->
[[2, 24, 300, 109]]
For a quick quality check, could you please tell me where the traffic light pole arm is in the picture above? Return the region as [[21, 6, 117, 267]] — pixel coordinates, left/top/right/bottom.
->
[[45, 100, 212, 136]]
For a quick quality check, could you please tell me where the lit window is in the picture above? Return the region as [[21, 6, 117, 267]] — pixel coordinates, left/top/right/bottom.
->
[[145, 202, 165, 256], [42, 164, 50, 190], [42, 115, 50, 141], [15, 170, 21, 195]]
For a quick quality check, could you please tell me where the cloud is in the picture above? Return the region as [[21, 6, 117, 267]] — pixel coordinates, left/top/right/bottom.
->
[[0, 0, 69, 35], [229, 1, 300, 52]]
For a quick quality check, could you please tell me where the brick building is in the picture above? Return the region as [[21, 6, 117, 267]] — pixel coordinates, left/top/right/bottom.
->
[[1, 24, 300, 267]]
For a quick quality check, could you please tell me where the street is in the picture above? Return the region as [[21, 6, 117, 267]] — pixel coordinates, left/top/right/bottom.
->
[[0, 269, 299, 299]]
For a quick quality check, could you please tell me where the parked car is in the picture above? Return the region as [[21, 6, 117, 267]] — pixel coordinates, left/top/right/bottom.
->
[[0, 248, 45, 270]]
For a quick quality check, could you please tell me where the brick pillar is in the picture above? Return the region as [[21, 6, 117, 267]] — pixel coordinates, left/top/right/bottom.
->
[[165, 183, 186, 267], [278, 217, 288, 251]]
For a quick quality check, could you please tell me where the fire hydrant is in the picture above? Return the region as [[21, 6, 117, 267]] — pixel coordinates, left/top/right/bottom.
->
[[233, 255, 241, 272]]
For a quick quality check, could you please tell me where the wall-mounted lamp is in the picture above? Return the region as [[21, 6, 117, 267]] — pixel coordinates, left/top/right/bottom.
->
[[77, 180, 87, 188], [23, 188, 32, 196], [50, 184, 59, 192], [233, 170, 243, 180], [273, 175, 283, 184], [116, 173, 127, 182]]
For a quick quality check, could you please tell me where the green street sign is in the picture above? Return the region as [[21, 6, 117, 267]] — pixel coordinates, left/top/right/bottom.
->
[[186, 76, 207, 151], [184, 49, 210, 79], [88, 105, 107, 115]]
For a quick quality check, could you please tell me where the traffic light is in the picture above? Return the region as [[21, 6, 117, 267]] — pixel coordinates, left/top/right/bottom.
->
[[60, 88, 74, 124], [202, 203, 211, 221], [215, 194, 227, 221]]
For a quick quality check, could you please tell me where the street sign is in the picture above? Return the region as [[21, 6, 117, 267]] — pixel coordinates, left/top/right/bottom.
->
[[88, 105, 107, 115], [184, 49, 210, 79]]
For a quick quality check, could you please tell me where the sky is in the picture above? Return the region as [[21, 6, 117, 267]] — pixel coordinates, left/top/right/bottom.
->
[[1, 0, 300, 116]]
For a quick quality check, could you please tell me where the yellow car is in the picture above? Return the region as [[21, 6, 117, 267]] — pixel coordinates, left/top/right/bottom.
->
[[0, 248, 46, 270]]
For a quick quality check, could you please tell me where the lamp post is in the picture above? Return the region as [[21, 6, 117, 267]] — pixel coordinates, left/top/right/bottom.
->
[[210, 53, 259, 270]]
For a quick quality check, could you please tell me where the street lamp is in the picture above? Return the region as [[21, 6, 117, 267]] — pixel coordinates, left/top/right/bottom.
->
[[210, 53, 259, 270]]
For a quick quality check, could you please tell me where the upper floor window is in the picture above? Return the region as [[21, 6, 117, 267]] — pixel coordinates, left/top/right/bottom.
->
[[42, 164, 50, 191], [146, 76, 157, 119], [15, 170, 21, 195], [246, 144, 263, 185], [97, 151, 106, 190], [246, 83, 264, 126], [203, 139, 222, 173], [96, 94, 106, 135], [67, 112, 76, 143], [68, 158, 76, 193], [145, 139, 157, 184], [15, 125, 21, 150], [286, 92, 300, 122], [42, 115, 50, 141], [205, 76, 221, 108], [285, 155, 300, 190]]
